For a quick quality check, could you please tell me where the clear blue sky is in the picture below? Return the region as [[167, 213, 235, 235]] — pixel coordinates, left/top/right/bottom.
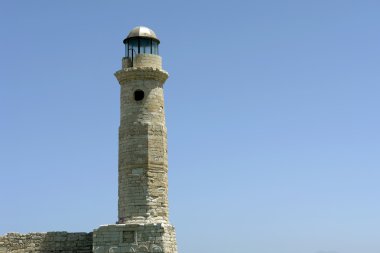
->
[[1, 1, 379, 253]]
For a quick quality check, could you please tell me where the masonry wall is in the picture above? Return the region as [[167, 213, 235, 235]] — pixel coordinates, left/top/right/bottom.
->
[[0, 232, 92, 253], [122, 54, 162, 69], [93, 223, 177, 253]]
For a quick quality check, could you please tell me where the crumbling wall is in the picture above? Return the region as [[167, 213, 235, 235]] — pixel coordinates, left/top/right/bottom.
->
[[0, 232, 92, 253]]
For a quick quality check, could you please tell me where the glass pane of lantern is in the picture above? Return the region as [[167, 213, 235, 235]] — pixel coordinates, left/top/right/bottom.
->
[[152, 41, 158, 55], [140, 39, 150, 54], [140, 40, 145, 54], [129, 38, 138, 56], [146, 42, 150, 54]]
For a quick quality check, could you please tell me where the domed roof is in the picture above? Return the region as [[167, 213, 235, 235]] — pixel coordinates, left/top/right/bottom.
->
[[123, 26, 159, 43]]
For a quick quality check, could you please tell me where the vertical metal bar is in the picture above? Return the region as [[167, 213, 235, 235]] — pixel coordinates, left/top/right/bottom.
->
[[131, 49, 134, 67]]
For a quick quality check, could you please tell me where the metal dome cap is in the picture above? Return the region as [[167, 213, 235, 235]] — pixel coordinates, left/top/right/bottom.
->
[[123, 26, 160, 44]]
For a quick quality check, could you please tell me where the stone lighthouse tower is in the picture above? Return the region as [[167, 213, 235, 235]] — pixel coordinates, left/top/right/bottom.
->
[[93, 26, 178, 253]]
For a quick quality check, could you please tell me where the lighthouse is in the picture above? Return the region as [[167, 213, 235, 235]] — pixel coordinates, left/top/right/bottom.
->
[[93, 26, 178, 253]]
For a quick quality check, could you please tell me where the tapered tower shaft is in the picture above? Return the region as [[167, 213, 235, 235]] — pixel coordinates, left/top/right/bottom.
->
[[116, 55, 169, 224]]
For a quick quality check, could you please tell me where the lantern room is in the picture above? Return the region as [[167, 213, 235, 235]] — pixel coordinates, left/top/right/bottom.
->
[[123, 26, 160, 58]]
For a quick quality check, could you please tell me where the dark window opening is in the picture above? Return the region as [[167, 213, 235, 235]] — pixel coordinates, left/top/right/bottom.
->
[[134, 90, 144, 101]]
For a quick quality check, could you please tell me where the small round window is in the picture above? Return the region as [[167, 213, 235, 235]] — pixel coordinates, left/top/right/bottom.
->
[[134, 90, 144, 101]]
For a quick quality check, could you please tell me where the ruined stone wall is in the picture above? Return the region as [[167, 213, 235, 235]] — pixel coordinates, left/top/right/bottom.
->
[[0, 232, 92, 253]]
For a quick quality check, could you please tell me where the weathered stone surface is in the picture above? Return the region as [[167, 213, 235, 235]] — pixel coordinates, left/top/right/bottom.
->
[[93, 223, 176, 253], [116, 54, 172, 226], [0, 232, 92, 253], [122, 54, 163, 69]]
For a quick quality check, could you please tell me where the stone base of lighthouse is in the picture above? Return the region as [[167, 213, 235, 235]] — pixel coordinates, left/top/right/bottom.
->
[[93, 223, 177, 253]]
